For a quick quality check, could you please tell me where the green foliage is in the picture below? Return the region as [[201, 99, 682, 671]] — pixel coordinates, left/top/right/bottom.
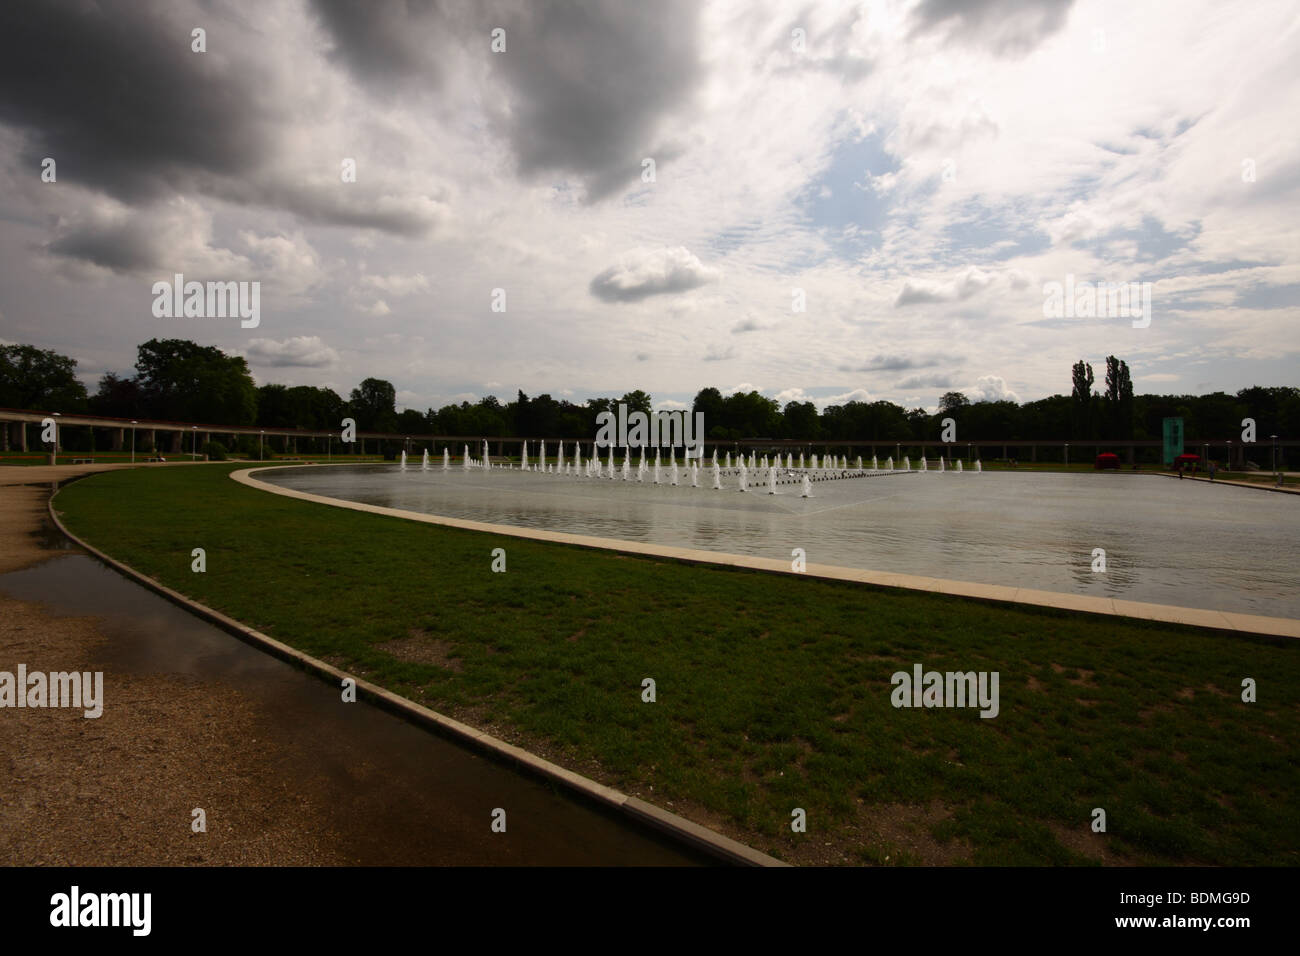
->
[[134, 338, 256, 425], [201, 440, 228, 461], [348, 377, 397, 432], [0, 344, 88, 411]]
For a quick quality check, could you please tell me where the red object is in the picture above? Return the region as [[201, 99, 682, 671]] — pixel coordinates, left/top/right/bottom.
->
[[1095, 453, 1121, 470]]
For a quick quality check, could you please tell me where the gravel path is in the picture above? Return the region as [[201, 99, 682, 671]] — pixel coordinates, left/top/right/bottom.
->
[[0, 465, 346, 864]]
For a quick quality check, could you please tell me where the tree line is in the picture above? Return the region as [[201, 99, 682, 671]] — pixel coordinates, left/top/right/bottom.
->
[[2, 340, 1296, 447]]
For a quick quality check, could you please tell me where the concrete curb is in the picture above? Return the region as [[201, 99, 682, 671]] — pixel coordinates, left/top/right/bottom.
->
[[46, 484, 787, 868], [1155, 472, 1300, 495], [234, 464, 1300, 641]]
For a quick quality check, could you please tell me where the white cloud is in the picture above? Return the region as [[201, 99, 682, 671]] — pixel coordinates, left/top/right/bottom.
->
[[972, 375, 1020, 403], [362, 272, 431, 297], [246, 336, 339, 368], [589, 247, 721, 302]]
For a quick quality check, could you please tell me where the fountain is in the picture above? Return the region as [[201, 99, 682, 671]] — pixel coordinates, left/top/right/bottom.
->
[[939, 457, 946, 472], [712, 462, 722, 489], [725, 452, 732, 468], [975, 459, 982, 472], [638, 447, 646, 482], [483, 439, 490, 470], [692, 462, 700, 487], [622, 449, 631, 481], [521, 441, 528, 471], [798, 452, 805, 469], [400, 450, 407, 471], [801, 474, 812, 497], [442, 448, 450, 470], [956, 459, 963, 473], [462, 445, 470, 470], [886, 456, 893, 470], [557, 441, 564, 474], [575, 444, 582, 475], [855, 456, 862, 470], [872, 455, 878, 470], [920, 455, 927, 472], [421, 449, 430, 471], [607, 443, 615, 479], [738, 462, 748, 492], [768, 467, 777, 494], [653, 449, 661, 484]]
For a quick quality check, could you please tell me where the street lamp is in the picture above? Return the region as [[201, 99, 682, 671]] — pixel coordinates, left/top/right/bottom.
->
[[1226, 439, 1231, 473], [259, 429, 265, 460], [131, 421, 137, 464], [1064, 442, 1069, 467], [1271, 434, 1278, 475]]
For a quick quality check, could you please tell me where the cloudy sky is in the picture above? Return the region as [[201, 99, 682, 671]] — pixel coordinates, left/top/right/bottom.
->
[[0, 0, 1296, 415]]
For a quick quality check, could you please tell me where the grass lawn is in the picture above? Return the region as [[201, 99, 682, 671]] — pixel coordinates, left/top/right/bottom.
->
[[53, 464, 1299, 865]]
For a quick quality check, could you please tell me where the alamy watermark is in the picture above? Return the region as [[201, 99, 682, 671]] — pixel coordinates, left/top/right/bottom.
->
[[0, 665, 103, 718], [1043, 274, 1152, 328], [594, 403, 705, 458], [151, 273, 260, 328], [890, 663, 999, 718]]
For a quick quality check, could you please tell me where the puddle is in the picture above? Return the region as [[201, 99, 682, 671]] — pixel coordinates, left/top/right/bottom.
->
[[0, 553, 709, 866]]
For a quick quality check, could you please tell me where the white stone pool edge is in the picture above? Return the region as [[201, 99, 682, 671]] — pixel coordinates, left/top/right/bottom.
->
[[237, 465, 1300, 640]]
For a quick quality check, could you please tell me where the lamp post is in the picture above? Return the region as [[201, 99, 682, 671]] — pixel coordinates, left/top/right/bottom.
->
[[1226, 439, 1231, 473], [259, 429, 265, 460], [131, 421, 137, 464], [1064, 442, 1069, 467], [192, 426, 197, 461], [1271, 434, 1278, 476]]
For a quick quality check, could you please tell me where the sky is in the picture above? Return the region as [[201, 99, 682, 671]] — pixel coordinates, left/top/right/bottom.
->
[[0, 0, 1297, 415]]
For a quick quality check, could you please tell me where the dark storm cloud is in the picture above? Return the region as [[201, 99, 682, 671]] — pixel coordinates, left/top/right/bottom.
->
[[311, 0, 450, 90], [490, 0, 704, 202], [45, 219, 163, 274], [909, 0, 1074, 57], [0, 1, 276, 203], [0, 0, 447, 270]]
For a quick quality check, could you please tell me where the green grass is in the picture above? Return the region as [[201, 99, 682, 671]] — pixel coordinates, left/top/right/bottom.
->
[[54, 464, 1300, 865]]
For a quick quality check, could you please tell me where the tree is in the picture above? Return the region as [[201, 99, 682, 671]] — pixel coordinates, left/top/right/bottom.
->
[[938, 391, 970, 414], [692, 387, 727, 438], [619, 390, 653, 417], [348, 378, 397, 432], [0, 345, 88, 411], [1071, 360, 1095, 438], [134, 339, 256, 424], [1102, 356, 1134, 439], [783, 400, 821, 440], [90, 372, 144, 419]]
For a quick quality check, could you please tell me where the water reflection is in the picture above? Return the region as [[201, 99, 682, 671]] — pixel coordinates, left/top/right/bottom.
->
[[263, 466, 1300, 618]]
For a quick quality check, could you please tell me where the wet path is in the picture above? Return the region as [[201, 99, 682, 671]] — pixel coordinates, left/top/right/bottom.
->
[[0, 525, 706, 865]]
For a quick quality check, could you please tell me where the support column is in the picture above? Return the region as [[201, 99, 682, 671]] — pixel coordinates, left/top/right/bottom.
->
[[1, 422, 8, 452], [171, 430, 183, 453], [1031, 443, 1037, 462], [112, 428, 124, 450]]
